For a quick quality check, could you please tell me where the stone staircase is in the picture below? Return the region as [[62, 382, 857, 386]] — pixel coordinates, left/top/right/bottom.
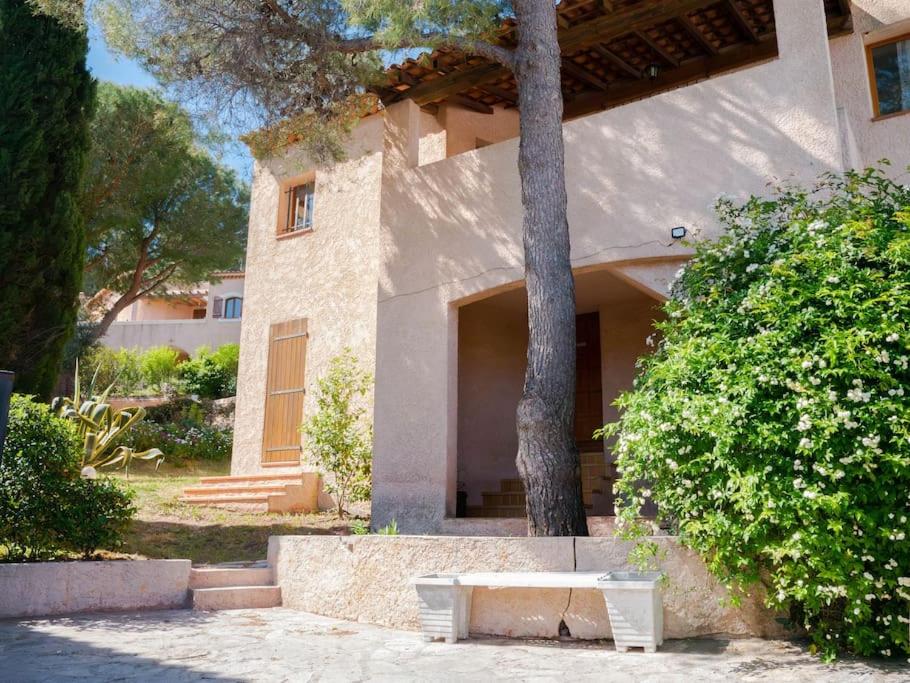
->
[[179, 472, 320, 513], [465, 454, 611, 518], [190, 561, 282, 610]]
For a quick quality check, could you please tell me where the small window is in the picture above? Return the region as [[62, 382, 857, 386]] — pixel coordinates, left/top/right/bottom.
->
[[281, 181, 315, 234], [224, 297, 243, 319], [868, 33, 910, 118], [192, 308, 206, 320]]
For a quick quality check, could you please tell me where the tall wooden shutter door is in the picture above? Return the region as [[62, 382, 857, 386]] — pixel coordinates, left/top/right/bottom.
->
[[261, 319, 308, 464]]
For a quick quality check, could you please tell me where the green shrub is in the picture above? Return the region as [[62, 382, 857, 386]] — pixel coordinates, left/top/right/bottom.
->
[[210, 343, 240, 377], [178, 345, 238, 399], [601, 168, 910, 660], [79, 346, 143, 395], [0, 395, 134, 560], [139, 346, 182, 390], [302, 350, 372, 518]]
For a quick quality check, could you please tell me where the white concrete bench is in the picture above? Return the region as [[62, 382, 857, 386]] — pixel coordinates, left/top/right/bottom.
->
[[411, 571, 663, 652]]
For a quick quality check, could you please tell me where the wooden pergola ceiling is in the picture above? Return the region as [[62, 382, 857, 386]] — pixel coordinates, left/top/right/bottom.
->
[[378, 0, 853, 121]]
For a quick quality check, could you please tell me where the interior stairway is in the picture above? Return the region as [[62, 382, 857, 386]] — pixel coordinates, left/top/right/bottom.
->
[[179, 472, 320, 513], [190, 561, 282, 610], [465, 453, 611, 518]]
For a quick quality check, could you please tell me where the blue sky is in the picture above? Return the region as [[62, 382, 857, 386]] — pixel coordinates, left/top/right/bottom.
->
[[86, 30, 254, 181]]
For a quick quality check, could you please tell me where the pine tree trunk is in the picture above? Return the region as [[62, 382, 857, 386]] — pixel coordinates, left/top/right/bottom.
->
[[512, 0, 588, 536]]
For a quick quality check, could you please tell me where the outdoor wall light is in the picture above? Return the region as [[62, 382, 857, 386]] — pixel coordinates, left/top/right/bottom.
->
[[671, 226, 687, 239], [646, 63, 661, 80]]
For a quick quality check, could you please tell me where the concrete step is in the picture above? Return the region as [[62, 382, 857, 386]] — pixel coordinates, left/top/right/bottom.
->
[[189, 566, 273, 589], [192, 585, 282, 611], [199, 473, 303, 485], [181, 474, 321, 514], [182, 483, 291, 496]]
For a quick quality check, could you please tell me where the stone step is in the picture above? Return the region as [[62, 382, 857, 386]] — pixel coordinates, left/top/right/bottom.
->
[[500, 479, 525, 493], [199, 473, 303, 485], [181, 475, 321, 514], [192, 586, 282, 611], [189, 566, 273, 589], [182, 483, 291, 496]]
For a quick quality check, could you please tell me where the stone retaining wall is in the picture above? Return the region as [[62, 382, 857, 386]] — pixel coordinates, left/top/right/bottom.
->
[[268, 535, 787, 640], [0, 560, 191, 618]]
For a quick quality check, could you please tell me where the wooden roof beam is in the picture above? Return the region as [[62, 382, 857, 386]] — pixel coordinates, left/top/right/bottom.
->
[[446, 94, 494, 114], [592, 45, 642, 79], [401, 0, 719, 106], [478, 83, 518, 104], [562, 57, 611, 90], [635, 30, 680, 68], [677, 14, 719, 56], [726, 0, 759, 43], [564, 36, 777, 118]]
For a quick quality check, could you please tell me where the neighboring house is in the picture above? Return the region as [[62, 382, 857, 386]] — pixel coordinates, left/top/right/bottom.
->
[[101, 272, 245, 355], [229, 0, 910, 533]]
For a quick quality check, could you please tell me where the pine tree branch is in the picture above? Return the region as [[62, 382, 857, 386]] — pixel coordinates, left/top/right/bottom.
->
[[336, 34, 516, 70]]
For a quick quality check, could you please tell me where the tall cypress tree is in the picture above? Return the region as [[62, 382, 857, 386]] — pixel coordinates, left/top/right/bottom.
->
[[0, 0, 94, 399]]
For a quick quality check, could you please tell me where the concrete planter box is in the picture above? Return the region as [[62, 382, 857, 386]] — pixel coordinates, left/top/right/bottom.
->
[[411, 574, 473, 643], [598, 571, 664, 653], [0, 559, 191, 618]]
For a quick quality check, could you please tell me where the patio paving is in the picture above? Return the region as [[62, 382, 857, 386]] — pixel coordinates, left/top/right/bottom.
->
[[0, 608, 906, 682]]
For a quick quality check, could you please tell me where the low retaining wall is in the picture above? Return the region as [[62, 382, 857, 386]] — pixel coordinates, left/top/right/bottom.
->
[[269, 535, 786, 640], [0, 559, 191, 618]]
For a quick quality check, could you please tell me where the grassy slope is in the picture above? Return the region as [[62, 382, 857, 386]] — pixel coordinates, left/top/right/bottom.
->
[[110, 462, 361, 565]]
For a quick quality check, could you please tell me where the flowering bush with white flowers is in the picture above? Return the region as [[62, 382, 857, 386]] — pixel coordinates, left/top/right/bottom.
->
[[600, 167, 910, 660]]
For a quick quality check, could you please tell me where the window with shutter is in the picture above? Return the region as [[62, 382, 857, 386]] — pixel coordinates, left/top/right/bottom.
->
[[212, 296, 224, 318], [261, 318, 308, 464], [277, 175, 316, 237], [868, 32, 910, 118], [224, 297, 243, 319]]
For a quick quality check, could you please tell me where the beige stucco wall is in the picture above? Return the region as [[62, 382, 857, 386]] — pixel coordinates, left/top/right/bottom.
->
[[372, 0, 848, 532], [829, 1, 910, 172], [231, 115, 384, 476], [103, 319, 241, 356], [117, 297, 198, 322], [269, 535, 786, 641], [0, 560, 191, 618]]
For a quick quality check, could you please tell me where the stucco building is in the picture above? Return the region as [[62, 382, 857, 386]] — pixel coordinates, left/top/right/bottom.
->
[[230, 0, 910, 533], [102, 272, 245, 355]]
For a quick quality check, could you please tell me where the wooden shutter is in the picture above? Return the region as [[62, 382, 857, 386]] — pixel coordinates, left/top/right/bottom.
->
[[261, 318, 308, 464], [212, 296, 224, 318]]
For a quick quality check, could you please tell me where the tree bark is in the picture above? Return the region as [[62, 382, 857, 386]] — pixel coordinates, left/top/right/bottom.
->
[[512, 0, 589, 536]]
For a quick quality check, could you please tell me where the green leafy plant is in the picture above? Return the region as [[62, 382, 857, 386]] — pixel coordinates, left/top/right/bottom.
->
[[52, 362, 163, 472], [139, 346, 182, 390], [0, 395, 135, 560], [349, 519, 370, 535], [600, 167, 910, 660], [376, 520, 399, 536], [178, 345, 237, 399], [301, 350, 373, 519], [79, 346, 144, 396]]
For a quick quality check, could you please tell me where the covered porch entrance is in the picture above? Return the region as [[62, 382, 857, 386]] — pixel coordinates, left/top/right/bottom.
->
[[455, 266, 665, 519]]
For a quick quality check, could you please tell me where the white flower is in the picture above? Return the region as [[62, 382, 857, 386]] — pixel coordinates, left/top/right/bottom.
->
[[803, 490, 818, 499], [827, 275, 840, 284], [746, 263, 759, 273], [886, 332, 899, 343], [863, 572, 874, 581], [797, 415, 812, 432], [798, 438, 813, 449]]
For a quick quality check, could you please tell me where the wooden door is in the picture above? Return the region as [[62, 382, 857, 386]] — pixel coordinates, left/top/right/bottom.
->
[[261, 318, 308, 464], [574, 312, 603, 451]]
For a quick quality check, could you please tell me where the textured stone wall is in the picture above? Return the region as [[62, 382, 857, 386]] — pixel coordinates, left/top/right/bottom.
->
[[231, 116, 385, 476], [0, 560, 191, 618], [269, 535, 786, 640]]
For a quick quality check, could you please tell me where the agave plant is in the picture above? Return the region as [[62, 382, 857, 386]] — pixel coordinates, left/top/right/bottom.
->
[[52, 361, 163, 472]]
